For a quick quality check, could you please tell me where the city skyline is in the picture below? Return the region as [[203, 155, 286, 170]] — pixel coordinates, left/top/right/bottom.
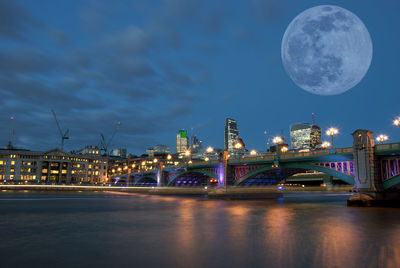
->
[[1, 0, 400, 155]]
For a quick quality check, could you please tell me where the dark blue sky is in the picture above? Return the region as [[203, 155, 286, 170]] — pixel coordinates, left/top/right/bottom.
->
[[1, 0, 399, 154]]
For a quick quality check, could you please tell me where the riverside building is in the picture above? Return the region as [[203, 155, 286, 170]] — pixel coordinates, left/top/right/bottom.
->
[[0, 148, 108, 184], [224, 118, 239, 153], [290, 123, 321, 150], [176, 130, 189, 154]]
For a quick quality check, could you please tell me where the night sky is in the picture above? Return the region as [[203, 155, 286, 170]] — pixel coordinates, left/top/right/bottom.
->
[[1, 0, 399, 155]]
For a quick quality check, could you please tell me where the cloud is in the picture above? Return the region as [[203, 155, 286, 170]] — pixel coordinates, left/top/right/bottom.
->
[[102, 26, 157, 55], [0, 0, 39, 41], [0, 48, 57, 75]]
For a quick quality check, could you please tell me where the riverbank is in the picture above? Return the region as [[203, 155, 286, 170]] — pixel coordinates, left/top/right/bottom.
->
[[0, 185, 353, 199]]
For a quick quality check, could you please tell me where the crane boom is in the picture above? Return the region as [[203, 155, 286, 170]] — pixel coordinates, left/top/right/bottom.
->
[[100, 122, 120, 155], [51, 109, 69, 150], [51, 109, 64, 137]]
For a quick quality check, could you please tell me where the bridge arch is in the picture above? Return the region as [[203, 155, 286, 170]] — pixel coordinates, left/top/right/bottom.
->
[[134, 175, 157, 186], [382, 174, 400, 190], [234, 163, 355, 186], [167, 169, 218, 186]]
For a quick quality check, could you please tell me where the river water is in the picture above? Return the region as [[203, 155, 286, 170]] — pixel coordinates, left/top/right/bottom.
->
[[0, 191, 399, 268]]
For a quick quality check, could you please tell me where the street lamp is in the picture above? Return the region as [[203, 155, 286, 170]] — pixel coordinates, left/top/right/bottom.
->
[[326, 128, 339, 148], [250, 150, 257, 156], [321, 141, 331, 149], [273, 136, 283, 144], [280, 146, 288, 153], [184, 150, 191, 157], [234, 142, 243, 149], [206, 146, 214, 153], [167, 154, 172, 160], [394, 117, 400, 127], [376, 134, 388, 144], [204, 157, 210, 162], [153, 158, 158, 163]]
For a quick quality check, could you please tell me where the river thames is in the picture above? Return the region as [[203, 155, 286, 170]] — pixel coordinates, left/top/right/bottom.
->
[[0, 191, 399, 268]]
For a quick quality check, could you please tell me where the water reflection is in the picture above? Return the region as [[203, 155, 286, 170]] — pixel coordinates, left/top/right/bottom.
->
[[0, 192, 400, 268], [312, 215, 360, 267], [264, 207, 295, 267]]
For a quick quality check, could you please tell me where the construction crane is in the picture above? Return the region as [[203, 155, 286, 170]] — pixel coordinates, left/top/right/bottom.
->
[[51, 109, 69, 151], [100, 122, 121, 155]]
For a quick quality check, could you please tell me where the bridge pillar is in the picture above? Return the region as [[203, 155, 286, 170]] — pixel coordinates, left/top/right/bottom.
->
[[156, 163, 163, 187], [218, 150, 228, 188], [350, 129, 383, 204]]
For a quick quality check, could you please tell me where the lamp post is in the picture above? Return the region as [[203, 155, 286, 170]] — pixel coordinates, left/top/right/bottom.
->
[[376, 134, 388, 144], [234, 142, 243, 159], [393, 117, 400, 127], [321, 141, 331, 149], [326, 128, 338, 148]]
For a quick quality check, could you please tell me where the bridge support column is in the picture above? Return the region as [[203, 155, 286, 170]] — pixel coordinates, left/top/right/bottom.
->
[[156, 163, 163, 187], [348, 129, 383, 206], [217, 150, 228, 188]]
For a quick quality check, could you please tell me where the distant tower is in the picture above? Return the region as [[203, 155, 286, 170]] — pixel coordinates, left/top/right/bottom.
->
[[190, 134, 202, 154], [290, 123, 321, 150], [176, 130, 189, 154], [224, 118, 239, 153]]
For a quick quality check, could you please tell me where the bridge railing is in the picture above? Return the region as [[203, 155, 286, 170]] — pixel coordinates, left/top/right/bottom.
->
[[375, 142, 400, 152]]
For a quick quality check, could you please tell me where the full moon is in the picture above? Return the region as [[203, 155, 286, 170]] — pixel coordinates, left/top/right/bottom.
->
[[281, 5, 373, 96]]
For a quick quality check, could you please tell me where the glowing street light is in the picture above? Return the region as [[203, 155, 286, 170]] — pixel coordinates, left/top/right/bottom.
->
[[321, 141, 331, 149], [153, 158, 158, 163], [206, 146, 214, 153], [184, 150, 191, 157], [250, 150, 257, 156], [326, 127, 339, 148], [131, 164, 135, 168], [280, 146, 288, 153], [376, 134, 388, 144], [204, 157, 210, 161], [167, 154, 172, 160], [188, 160, 192, 164], [273, 136, 283, 144], [234, 142, 243, 149], [394, 117, 400, 127]]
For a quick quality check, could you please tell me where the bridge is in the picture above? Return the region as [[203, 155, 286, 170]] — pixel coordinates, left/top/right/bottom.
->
[[113, 130, 400, 201]]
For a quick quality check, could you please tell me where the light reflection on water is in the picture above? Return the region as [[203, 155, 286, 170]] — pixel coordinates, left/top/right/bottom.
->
[[0, 191, 399, 268]]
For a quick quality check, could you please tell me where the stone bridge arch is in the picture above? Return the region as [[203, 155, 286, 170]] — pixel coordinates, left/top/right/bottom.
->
[[167, 169, 218, 186], [382, 174, 400, 190], [234, 162, 355, 186], [134, 174, 157, 186]]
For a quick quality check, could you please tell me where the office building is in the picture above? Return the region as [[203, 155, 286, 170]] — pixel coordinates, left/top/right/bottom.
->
[[224, 118, 239, 153], [154, 144, 170, 154], [111, 148, 127, 158], [190, 135, 202, 154], [176, 130, 189, 154], [0, 148, 108, 184], [290, 123, 321, 150]]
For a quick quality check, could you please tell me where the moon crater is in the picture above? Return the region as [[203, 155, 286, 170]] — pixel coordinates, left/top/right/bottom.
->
[[281, 5, 373, 95]]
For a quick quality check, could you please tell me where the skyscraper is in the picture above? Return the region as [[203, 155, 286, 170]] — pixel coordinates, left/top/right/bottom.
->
[[190, 135, 202, 154], [176, 130, 189, 154], [290, 123, 321, 150], [224, 118, 239, 153]]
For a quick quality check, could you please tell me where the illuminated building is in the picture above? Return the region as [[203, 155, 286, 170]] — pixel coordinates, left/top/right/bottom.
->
[[0, 148, 108, 184], [190, 135, 202, 153], [76, 145, 101, 155], [290, 123, 321, 150], [224, 118, 239, 153], [111, 148, 127, 158], [176, 130, 189, 154]]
